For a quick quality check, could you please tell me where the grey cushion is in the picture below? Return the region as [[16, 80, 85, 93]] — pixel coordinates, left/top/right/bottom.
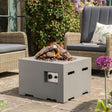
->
[[0, 44, 26, 53], [67, 43, 106, 52], [81, 6, 112, 43]]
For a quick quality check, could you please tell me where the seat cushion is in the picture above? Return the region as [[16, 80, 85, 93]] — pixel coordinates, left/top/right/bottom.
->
[[0, 44, 26, 53], [67, 43, 106, 52]]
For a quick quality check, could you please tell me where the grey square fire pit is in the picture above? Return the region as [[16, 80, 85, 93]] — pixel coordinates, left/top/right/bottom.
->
[[19, 56, 91, 103]]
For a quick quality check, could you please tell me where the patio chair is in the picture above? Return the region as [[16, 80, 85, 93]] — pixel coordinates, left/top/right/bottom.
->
[[0, 32, 28, 73], [64, 6, 112, 70]]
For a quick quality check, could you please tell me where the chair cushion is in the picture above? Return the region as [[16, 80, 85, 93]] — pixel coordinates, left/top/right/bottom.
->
[[67, 43, 106, 52], [81, 6, 112, 43], [92, 22, 112, 45], [0, 44, 26, 53]]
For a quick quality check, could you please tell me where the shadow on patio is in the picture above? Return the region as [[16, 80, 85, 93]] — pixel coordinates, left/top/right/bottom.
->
[[0, 86, 100, 112]]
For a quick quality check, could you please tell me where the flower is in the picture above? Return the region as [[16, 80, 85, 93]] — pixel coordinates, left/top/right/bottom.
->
[[71, 0, 107, 11], [96, 56, 112, 70], [96, 56, 112, 107], [94, 0, 107, 6]]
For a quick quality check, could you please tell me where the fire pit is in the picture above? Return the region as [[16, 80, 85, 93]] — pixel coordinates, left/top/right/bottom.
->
[[19, 44, 91, 103]]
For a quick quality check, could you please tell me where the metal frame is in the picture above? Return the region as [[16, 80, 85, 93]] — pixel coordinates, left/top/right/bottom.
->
[[0, 1, 9, 31], [0, 0, 18, 32]]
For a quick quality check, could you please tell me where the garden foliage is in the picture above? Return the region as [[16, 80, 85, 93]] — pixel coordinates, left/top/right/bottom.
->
[[0, 100, 7, 112], [24, 0, 79, 54], [24, 0, 107, 54]]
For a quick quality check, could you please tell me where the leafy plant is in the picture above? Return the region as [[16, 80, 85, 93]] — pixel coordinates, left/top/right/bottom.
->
[[0, 100, 7, 112], [108, 91, 112, 105], [24, 0, 78, 54], [95, 99, 112, 112]]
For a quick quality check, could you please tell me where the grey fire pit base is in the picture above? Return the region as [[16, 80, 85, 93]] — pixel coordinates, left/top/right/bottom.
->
[[19, 56, 91, 103]]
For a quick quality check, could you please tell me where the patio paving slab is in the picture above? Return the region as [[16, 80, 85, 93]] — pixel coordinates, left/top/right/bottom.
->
[[0, 71, 112, 112]]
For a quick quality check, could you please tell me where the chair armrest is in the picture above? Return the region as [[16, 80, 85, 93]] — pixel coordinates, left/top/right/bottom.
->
[[0, 32, 29, 56], [64, 32, 81, 49], [0, 32, 27, 44], [106, 34, 112, 57]]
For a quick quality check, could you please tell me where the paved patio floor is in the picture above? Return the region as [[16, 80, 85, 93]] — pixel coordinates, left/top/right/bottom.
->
[[0, 71, 112, 112]]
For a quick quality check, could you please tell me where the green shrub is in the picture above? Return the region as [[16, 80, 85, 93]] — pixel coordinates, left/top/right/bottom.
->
[[24, 0, 79, 54], [0, 100, 7, 112]]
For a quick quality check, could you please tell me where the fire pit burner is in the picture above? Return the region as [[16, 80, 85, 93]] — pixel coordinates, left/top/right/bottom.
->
[[35, 43, 73, 61]]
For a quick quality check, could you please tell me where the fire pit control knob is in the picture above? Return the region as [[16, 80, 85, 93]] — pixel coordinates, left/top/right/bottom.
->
[[48, 74, 52, 79], [54, 76, 58, 79], [47, 72, 58, 83]]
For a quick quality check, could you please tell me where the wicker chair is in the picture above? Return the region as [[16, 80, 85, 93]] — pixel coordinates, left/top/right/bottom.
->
[[0, 32, 28, 73], [64, 6, 112, 70]]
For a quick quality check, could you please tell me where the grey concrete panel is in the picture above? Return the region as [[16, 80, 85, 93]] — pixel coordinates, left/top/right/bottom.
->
[[19, 56, 91, 103]]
